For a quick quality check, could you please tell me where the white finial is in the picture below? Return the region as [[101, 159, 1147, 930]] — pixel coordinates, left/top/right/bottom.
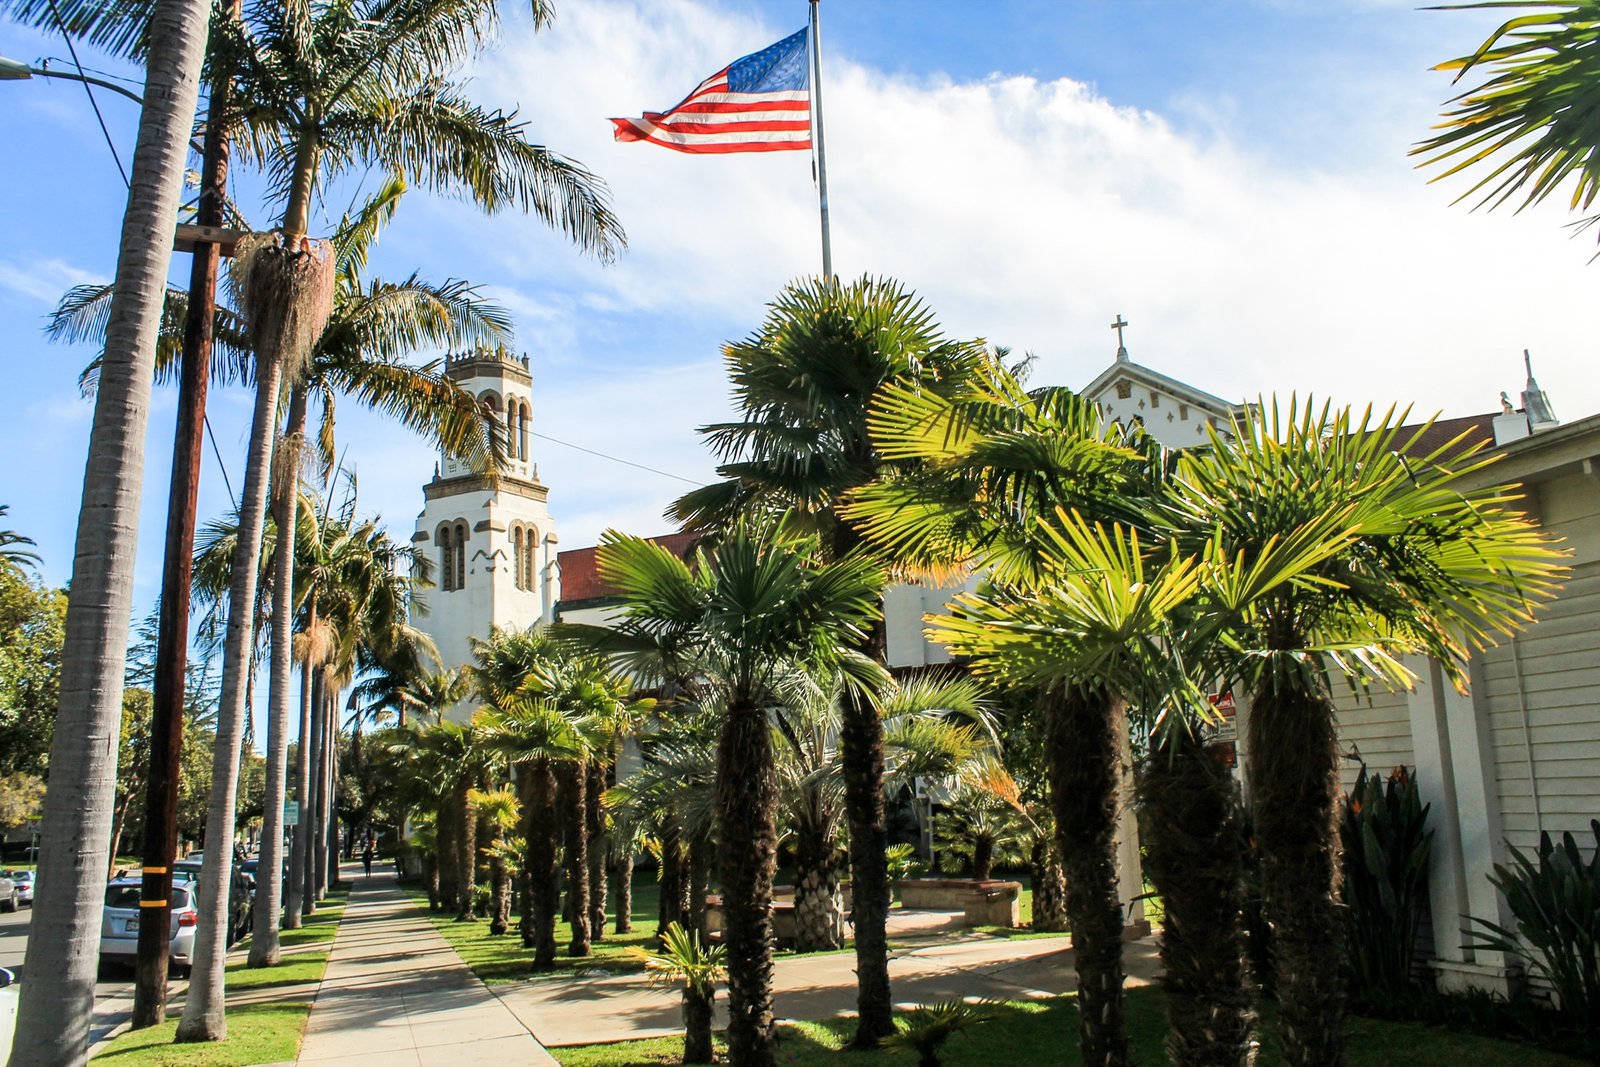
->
[[1521, 349, 1558, 429]]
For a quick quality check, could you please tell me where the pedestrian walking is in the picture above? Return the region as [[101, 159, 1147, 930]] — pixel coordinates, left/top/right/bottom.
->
[[362, 840, 374, 876]]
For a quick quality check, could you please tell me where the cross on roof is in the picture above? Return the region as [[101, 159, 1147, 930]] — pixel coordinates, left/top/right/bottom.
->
[[1111, 314, 1129, 361]]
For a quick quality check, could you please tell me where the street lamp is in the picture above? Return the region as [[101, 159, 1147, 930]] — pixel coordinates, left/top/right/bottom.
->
[[0, 53, 145, 105]]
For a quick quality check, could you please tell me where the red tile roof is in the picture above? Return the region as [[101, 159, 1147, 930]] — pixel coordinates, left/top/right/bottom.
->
[[1396, 412, 1497, 460], [558, 531, 701, 605]]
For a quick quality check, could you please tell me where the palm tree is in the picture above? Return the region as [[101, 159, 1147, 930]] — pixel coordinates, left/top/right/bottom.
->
[[595, 519, 886, 1067], [172, 0, 623, 1036], [669, 275, 989, 1045], [633, 922, 727, 1065], [471, 787, 520, 934], [1414, 1, 1600, 233], [8, 0, 213, 1059], [846, 363, 1152, 1066], [1158, 401, 1565, 1066], [0, 507, 41, 580]]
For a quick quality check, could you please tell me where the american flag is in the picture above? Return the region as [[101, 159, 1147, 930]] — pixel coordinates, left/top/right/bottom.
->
[[610, 29, 811, 154]]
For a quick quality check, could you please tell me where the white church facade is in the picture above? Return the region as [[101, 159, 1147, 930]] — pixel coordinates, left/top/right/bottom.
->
[[410, 347, 560, 687]]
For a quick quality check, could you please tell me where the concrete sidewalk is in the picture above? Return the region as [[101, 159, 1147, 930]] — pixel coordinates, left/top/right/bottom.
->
[[491, 925, 1163, 1048], [295, 865, 557, 1066]]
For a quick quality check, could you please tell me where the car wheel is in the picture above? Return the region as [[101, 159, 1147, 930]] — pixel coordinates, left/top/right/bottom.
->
[[2, 892, 15, 913], [171, 964, 191, 980]]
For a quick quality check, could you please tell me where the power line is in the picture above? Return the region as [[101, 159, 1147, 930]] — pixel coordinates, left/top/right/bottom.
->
[[530, 431, 700, 485], [203, 415, 237, 506], [46, 0, 128, 188]]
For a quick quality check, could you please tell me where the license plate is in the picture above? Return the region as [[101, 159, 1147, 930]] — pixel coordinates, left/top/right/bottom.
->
[[125, 918, 139, 933]]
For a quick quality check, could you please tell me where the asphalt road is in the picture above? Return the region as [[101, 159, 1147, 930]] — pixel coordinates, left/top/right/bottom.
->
[[0, 899, 185, 1045]]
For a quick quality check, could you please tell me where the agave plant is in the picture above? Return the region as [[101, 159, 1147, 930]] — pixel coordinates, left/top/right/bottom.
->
[[1471, 821, 1600, 1038], [632, 921, 727, 1065], [882, 999, 999, 1067]]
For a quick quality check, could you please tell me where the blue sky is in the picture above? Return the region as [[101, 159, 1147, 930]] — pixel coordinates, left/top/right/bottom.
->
[[3, 0, 1594, 631]]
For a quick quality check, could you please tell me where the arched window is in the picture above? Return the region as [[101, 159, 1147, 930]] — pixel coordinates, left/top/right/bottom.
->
[[481, 390, 501, 413], [454, 521, 468, 590], [437, 524, 455, 592], [518, 403, 529, 461], [524, 526, 538, 594], [504, 406, 516, 461], [512, 527, 525, 590]]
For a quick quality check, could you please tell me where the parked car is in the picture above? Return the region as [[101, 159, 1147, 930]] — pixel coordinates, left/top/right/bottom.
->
[[2, 871, 33, 906], [99, 879, 197, 976], [0, 874, 16, 914], [172, 858, 254, 945], [0, 967, 17, 1064]]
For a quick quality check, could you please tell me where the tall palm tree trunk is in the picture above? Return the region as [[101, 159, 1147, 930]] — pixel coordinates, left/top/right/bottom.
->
[[793, 816, 843, 952], [314, 691, 333, 897], [176, 353, 286, 1045], [586, 760, 607, 941], [613, 850, 633, 935], [841, 616, 893, 1046], [286, 655, 318, 925], [455, 777, 477, 922], [526, 758, 560, 969], [304, 674, 329, 911], [10, 1, 213, 1059], [717, 692, 780, 1067], [1248, 677, 1346, 1067], [436, 792, 459, 913], [1045, 683, 1131, 1067], [561, 761, 590, 953], [1140, 728, 1256, 1067], [251, 387, 308, 966], [1029, 839, 1069, 933]]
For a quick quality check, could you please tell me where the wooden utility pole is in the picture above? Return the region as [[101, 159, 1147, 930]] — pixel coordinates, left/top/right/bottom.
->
[[133, 51, 233, 1027]]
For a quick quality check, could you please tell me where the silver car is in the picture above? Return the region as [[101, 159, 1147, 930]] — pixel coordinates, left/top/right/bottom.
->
[[2, 872, 32, 907], [99, 880, 197, 976]]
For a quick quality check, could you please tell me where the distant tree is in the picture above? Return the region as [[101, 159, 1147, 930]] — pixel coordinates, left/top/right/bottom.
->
[[0, 571, 67, 777], [0, 506, 41, 580], [0, 773, 44, 833]]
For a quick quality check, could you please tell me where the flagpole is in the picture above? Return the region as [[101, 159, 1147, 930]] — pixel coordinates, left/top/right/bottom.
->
[[809, 0, 833, 279]]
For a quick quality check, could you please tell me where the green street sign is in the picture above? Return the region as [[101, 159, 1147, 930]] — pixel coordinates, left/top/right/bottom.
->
[[283, 800, 300, 827]]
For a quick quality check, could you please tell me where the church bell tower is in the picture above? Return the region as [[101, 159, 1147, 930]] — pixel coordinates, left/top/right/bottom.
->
[[411, 346, 559, 709]]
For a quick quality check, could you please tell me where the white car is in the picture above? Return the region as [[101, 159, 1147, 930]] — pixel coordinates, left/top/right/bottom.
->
[[99, 879, 198, 976], [0, 967, 17, 1064]]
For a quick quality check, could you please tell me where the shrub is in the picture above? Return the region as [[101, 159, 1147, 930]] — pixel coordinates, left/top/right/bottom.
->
[[1472, 820, 1600, 1039], [882, 1000, 999, 1067], [1341, 764, 1432, 1004], [632, 921, 726, 1065]]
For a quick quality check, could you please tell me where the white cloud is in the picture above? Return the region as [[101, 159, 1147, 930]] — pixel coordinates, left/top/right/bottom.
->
[[0, 257, 104, 304]]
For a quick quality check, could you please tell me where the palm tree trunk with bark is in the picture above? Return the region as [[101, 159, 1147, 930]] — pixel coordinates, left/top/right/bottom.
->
[[1045, 683, 1131, 1067], [287, 656, 318, 925], [842, 613, 894, 1046], [560, 761, 590, 954], [1247, 675, 1346, 1067], [587, 760, 608, 941], [973, 835, 996, 881], [490, 850, 511, 935], [9, 2, 213, 1055], [717, 691, 779, 1067], [1140, 728, 1256, 1067], [793, 816, 843, 952], [657, 819, 686, 941], [687, 829, 712, 942], [526, 758, 560, 970], [308, 686, 330, 905], [613, 850, 634, 934], [682, 984, 715, 1065], [176, 342, 287, 1044], [455, 777, 477, 922], [436, 792, 459, 914], [1029, 839, 1069, 933], [251, 387, 307, 966]]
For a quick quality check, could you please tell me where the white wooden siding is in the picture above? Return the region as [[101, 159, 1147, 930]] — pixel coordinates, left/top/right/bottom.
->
[[1333, 682, 1415, 791], [1484, 471, 1600, 856]]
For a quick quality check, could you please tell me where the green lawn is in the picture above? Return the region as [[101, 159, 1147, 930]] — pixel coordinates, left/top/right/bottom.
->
[[91, 889, 348, 1066], [551, 985, 1591, 1067], [408, 880, 664, 984]]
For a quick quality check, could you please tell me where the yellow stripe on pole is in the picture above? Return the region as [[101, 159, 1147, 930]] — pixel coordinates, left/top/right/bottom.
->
[[139, 899, 169, 908], [143, 866, 167, 874]]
